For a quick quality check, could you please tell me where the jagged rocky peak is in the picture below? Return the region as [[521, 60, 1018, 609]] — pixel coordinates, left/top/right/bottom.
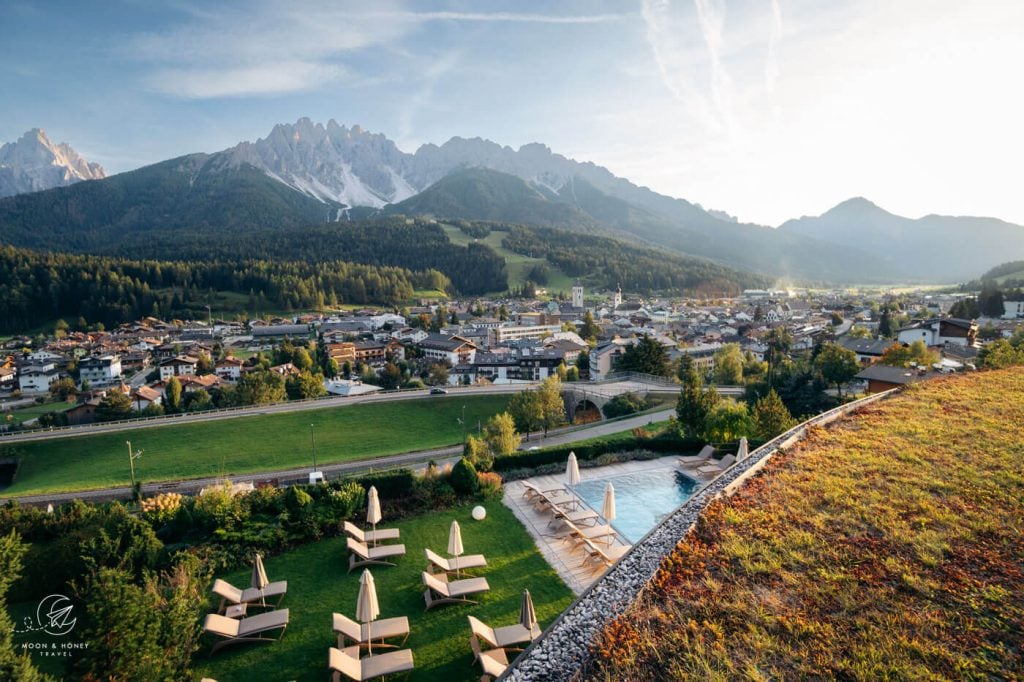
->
[[0, 128, 106, 198]]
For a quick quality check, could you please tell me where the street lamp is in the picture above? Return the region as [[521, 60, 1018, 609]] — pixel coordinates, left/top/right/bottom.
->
[[459, 405, 467, 444], [126, 441, 143, 489], [309, 423, 322, 484]]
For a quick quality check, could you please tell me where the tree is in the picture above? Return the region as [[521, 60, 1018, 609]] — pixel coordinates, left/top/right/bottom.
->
[[602, 392, 649, 419], [183, 388, 212, 412], [847, 325, 872, 339], [701, 400, 753, 443], [49, 377, 77, 401], [290, 347, 313, 372], [878, 340, 938, 368], [978, 286, 1005, 318], [615, 335, 671, 377], [196, 352, 214, 375], [713, 344, 744, 385], [814, 342, 860, 397], [463, 436, 494, 472], [379, 362, 402, 390], [676, 364, 721, 439], [140, 403, 165, 418], [575, 350, 590, 374], [764, 327, 793, 388], [164, 376, 182, 413], [752, 389, 796, 440], [482, 412, 520, 456], [579, 311, 601, 341], [0, 531, 51, 681], [450, 458, 479, 496], [878, 305, 895, 338], [978, 339, 1024, 369], [948, 298, 980, 320], [507, 389, 543, 437], [235, 371, 287, 405], [96, 390, 133, 421], [536, 376, 566, 435], [426, 363, 449, 386], [742, 351, 767, 382]]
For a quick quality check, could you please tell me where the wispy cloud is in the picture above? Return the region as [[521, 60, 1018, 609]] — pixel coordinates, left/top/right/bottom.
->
[[149, 61, 346, 99], [766, 0, 783, 93], [692, 0, 736, 137], [377, 11, 630, 24], [397, 50, 461, 144]]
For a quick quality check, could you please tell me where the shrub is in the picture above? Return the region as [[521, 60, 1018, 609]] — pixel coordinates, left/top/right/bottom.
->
[[353, 469, 416, 500], [191, 483, 249, 532], [463, 435, 494, 473], [140, 492, 183, 527], [477, 472, 503, 500], [450, 458, 479, 496], [602, 392, 651, 419]]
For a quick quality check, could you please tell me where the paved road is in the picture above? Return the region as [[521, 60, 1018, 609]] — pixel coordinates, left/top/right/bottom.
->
[[1, 409, 676, 506]]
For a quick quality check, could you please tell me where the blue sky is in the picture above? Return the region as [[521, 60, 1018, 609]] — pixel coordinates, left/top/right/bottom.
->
[[2, 0, 1022, 226]]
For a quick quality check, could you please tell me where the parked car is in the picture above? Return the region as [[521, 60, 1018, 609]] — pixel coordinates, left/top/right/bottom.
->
[[429, 387, 448, 395]]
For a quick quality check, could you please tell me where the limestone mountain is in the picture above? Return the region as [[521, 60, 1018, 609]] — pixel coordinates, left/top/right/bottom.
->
[[0, 128, 105, 198]]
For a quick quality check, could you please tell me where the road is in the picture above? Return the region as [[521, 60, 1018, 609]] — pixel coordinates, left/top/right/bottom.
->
[[1, 409, 676, 507]]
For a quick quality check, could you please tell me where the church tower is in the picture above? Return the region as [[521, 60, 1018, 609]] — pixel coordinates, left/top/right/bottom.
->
[[572, 280, 584, 308], [612, 283, 622, 309]]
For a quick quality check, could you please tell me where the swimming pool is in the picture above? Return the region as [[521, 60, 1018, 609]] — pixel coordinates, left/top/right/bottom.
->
[[573, 468, 699, 543]]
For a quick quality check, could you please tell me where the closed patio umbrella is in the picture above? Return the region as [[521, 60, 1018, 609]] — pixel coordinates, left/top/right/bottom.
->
[[737, 437, 749, 461], [356, 569, 380, 655], [448, 519, 464, 576], [251, 553, 269, 591], [566, 452, 581, 487], [519, 589, 538, 635], [601, 482, 616, 523], [366, 486, 382, 544]]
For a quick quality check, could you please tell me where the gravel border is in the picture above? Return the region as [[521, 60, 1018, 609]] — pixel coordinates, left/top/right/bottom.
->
[[502, 389, 897, 681]]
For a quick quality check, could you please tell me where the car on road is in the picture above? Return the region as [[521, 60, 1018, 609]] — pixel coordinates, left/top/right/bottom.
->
[[429, 387, 448, 395]]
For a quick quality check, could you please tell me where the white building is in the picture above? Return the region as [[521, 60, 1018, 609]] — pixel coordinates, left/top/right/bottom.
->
[[159, 355, 199, 380], [1003, 298, 1024, 319], [78, 355, 123, 387], [489, 324, 563, 346], [572, 282, 584, 308], [18, 366, 60, 394]]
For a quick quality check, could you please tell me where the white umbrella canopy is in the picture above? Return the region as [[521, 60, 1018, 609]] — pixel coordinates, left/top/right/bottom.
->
[[566, 452, 581, 487], [356, 569, 380, 655], [366, 486, 382, 528], [519, 589, 538, 634], [250, 553, 269, 591], [447, 519, 464, 558], [737, 437, 749, 461], [601, 482, 616, 523]]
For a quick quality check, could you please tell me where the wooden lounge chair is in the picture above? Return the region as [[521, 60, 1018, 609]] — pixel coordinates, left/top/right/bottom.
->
[[203, 609, 289, 653], [521, 481, 570, 501], [470, 636, 509, 682], [533, 493, 580, 516], [549, 505, 599, 528], [332, 612, 410, 649], [421, 571, 490, 609], [578, 537, 632, 569], [698, 453, 737, 475], [329, 644, 415, 682], [679, 444, 715, 466], [559, 519, 617, 547], [425, 548, 487, 575], [346, 537, 406, 572], [343, 520, 401, 545], [211, 578, 288, 613], [467, 615, 540, 652]]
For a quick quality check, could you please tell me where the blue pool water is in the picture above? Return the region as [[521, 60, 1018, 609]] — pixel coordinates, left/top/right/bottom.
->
[[573, 469, 698, 543]]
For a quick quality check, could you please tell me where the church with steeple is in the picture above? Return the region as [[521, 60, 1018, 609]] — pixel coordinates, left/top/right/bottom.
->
[[612, 283, 622, 309]]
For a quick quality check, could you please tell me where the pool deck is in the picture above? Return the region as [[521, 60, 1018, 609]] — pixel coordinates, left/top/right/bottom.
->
[[503, 455, 714, 594]]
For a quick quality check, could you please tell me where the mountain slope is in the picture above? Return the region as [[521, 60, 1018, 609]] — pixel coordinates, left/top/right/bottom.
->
[[0, 129, 105, 198], [779, 198, 1024, 280], [0, 153, 340, 250]]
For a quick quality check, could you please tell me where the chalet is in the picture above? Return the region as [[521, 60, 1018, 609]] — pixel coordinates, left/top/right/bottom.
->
[[178, 374, 222, 393], [837, 337, 894, 365], [352, 341, 388, 368], [855, 364, 943, 394], [130, 386, 163, 411], [159, 355, 199, 380], [327, 343, 357, 366], [896, 318, 978, 348], [78, 354, 123, 387], [0, 367, 15, 389], [419, 335, 478, 366], [214, 356, 244, 381], [18, 366, 60, 394], [120, 351, 152, 373]]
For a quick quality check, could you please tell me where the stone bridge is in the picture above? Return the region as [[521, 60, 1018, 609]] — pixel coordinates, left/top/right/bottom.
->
[[562, 372, 743, 422]]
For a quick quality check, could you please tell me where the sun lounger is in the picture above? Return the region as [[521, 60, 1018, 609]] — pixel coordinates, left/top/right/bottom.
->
[[211, 578, 288, 612], [203, 609, 289, 653], [332, 612, 410, 649], [329, 644, 415, 682], [343, 520, 401, 545], [468, 615, 540, 652], [521, 481, 570, 501], [578, 537, 632, 569], [679, 444, 715, 466], [421, 571, 490, 609], [549, 505, 599, 528], [346, 537, 406, 572], [530, 492, 577, 514], [469, 636, 509, 681], [698, 453, 737, 475], [559, 519, 617, 547], [424, 547, 487, 575]]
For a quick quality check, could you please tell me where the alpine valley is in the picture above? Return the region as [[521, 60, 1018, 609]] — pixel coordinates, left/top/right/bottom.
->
[[1, 118, 1023, 291]]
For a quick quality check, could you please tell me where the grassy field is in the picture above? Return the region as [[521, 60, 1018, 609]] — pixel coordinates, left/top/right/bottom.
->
[[193, 500, 574, 682], [440, 224, 574, 295], [587, 368, 1024, 680], [3, 396, 511, 496], [2, 399, 75, 426]]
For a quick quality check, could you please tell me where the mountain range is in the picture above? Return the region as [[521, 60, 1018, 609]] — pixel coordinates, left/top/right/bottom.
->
[[1, 119, 1022, 284], [0, 128, 105, 198]]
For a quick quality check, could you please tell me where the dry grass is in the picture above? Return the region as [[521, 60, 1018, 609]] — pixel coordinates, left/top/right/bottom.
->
[[587, 368, 1024, 680]]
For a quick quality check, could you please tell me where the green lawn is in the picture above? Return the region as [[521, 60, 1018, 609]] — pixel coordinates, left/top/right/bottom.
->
[[440, 225, 573, 295], [194, 500, 574, 681], [2, 400, 75, 426], [4, 396, 510, 496]]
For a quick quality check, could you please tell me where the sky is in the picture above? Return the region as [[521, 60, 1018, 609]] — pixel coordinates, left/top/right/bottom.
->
[[2, 0, 1023, 227]]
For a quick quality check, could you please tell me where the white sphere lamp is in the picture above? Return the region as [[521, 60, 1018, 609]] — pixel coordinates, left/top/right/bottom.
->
[[472, 505, 487, 521]]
